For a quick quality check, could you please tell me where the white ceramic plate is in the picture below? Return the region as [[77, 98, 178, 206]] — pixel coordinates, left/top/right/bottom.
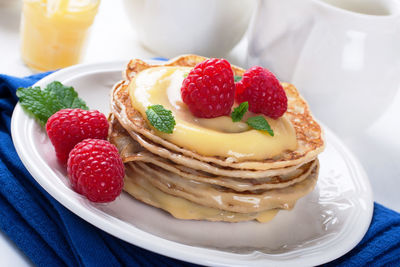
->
[[11, 61, 373, 267]]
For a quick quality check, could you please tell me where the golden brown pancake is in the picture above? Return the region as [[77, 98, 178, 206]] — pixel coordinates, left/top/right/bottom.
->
[[124, 164, 279, 223], [111, 55, 324, 171], [109, 115, 317, 192], [108, 54, 325, 222], [128, 161, 319, 214]]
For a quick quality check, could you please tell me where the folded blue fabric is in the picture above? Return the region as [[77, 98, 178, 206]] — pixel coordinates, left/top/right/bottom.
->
[[0, 72, 399, 267]]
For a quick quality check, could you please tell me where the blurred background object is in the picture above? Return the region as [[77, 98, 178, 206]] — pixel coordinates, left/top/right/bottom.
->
[[20, 0, 100, 72], [0, 0, 20, 7], [123, 0, 256, 58], [248, 0, 400, 137], [247, 0, 400, 215]]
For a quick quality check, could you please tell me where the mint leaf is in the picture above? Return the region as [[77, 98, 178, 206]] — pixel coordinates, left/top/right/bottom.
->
[[246, 116, 274, 136], [45, 81, 88, 110], [234, 75, 242, 82], [16, 81, 88, 126], [231, 101, 248, 122], [16, 86, 54, 125], [146, 105, 175, 134], [183, 73, 188, 78]]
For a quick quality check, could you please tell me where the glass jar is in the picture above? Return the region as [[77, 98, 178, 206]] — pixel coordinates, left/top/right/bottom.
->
[[20, 0, 100, 71]]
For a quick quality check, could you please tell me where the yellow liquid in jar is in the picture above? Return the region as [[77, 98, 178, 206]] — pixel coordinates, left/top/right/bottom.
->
[[21, 0, 100, 72]]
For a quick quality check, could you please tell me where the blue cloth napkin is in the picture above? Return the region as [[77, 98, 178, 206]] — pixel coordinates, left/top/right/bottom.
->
[[0, 73, 399, 267]]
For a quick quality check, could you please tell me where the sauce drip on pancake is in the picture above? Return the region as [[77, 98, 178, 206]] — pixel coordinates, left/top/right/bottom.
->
[[124, 165, 280, 223]]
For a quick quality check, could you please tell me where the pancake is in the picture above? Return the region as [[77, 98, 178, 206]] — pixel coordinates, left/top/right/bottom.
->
[[111, 55, 324, 171], [110, 109, 315, 178], [109, 114, 317, 192], [111, 81, 320, 178], [108, 54, 324, 222], [124, 164, 279, 223], [128, 160, 319, 213]]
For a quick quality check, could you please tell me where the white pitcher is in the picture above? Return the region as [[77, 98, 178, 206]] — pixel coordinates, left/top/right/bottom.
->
[[248, 0, 400, 136]]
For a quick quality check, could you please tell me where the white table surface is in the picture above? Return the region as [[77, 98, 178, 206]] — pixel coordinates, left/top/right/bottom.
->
[[1, 1, 399, 266]]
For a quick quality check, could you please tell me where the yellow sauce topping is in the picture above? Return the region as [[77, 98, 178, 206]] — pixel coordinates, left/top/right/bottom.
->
[[124, 175, 279, 223], [129, 66, 297, 160]]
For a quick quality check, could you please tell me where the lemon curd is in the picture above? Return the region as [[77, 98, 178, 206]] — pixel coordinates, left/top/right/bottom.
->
[[21, 0, 99, 71], [129, 66, 298, 161], [124, 174, 279, 223]]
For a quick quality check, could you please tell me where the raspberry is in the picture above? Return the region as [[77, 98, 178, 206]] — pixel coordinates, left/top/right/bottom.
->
[[46, 109, 109, 164], [235, 66, 287, 119], [67, 139, 124, 203], [181, 58, 235, 118]]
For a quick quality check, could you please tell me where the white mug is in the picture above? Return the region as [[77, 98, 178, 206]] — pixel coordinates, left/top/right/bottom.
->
[[248, 0, 400, 136], [123, 0, 256, 58]]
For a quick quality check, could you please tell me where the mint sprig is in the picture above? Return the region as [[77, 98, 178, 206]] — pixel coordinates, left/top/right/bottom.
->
[[146, 105, 175, 134], [246, 116, 274, 136], [234, 75, 242, 82], [16, 81, 89, 126], [231, 101, 248, 122]]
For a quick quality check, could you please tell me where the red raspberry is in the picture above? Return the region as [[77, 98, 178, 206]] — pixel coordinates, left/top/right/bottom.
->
[[46, 109, 109, 164], [181, 58, 235, 118], [67, 139, 124, 203], [235, 66, 287, 119]]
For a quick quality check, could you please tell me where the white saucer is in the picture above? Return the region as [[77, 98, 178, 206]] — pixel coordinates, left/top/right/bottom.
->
[[11, 61, 373, 266]]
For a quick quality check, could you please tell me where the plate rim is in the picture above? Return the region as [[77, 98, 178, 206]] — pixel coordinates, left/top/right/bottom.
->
[[11, 60, 374, 267]]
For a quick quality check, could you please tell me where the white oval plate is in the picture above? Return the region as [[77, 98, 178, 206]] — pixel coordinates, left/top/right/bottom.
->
[[11, 61, 373, 267]]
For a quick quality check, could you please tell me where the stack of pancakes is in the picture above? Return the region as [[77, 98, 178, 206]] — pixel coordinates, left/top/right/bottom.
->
[[108, 55, 325, 222]]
